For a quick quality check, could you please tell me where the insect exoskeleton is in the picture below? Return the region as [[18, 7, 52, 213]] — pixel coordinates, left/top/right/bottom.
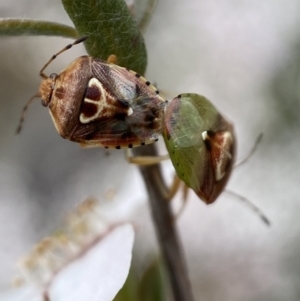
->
[[40, 56, 167, 149], [17, 37, 167, 149], [163, 93, 236, 204]]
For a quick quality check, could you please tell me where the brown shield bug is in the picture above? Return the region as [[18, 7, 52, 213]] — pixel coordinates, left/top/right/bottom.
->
[[17, 36, 167, 149]]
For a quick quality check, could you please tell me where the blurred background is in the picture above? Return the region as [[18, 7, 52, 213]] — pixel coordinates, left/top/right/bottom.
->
[[0, 0, 299, 300]]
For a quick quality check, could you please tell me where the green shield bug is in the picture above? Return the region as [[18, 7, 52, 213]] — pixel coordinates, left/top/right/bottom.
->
[[134, 93, 269, 224], [163, 93, 236, 205]]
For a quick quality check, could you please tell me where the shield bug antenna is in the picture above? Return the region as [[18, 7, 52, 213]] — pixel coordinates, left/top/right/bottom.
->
[[234, 133, 263, 169], [16, 36, 89, 134], [226, 132, 269, 225], [225, 190, 270, 225], [39, 36, 89, 79], [16, 93, 41, 134]]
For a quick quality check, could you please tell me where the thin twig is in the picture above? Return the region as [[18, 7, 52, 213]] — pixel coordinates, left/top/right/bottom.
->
[[132, 144, 195, 301]]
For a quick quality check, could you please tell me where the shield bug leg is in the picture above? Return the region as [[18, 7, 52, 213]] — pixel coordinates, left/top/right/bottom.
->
[[106, 54, 118, 64], [125, 149, 169, 165], [126, 148, 190, 219], [125, 147, 193, 213], [173, 182, 191, 220], [165, 173, 183, 200], [235, 133, 263, 169], [164, 175, 191, 220], [224, 190, 270, 226]]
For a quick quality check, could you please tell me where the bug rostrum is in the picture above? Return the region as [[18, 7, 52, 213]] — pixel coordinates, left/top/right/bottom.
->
[[17, 36, 167, 149]]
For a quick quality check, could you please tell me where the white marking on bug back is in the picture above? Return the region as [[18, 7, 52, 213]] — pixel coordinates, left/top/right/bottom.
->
[[202, 131, 208, 141], [215, 131, 233, 181], [80, 77, 134, 124], [127, 107, 133, 116], [80, 78, 106, 124], [202, 131, 233, 181], [215, 162, 226, 181]]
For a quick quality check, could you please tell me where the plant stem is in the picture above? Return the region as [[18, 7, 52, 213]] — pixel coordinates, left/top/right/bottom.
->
[[132, 144, 195, 301], [0, 19, 77, 38]]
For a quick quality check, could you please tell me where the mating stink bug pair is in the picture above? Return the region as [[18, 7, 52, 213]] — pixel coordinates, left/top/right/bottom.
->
[[17, 37, 267, 222]]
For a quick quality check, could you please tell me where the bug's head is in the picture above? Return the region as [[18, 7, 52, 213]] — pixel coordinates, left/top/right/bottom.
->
[[39, 73, 58, 107], [16, 36, 89, 134]]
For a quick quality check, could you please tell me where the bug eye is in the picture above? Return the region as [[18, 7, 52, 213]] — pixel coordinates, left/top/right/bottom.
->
[[50, 73, 58, 79], [41, 98, 49, 107]]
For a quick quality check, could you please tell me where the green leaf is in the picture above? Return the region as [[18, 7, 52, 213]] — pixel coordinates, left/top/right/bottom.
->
[[114, 259, 168, 301], [138, 259, 167, 301], [113, 269, 139, 301], [0, 19, 77, 38], [62, 0, 147, 74]]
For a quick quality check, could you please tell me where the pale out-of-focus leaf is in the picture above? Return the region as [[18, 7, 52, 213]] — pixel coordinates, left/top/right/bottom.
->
[[49, 224, 134, 301], [0, 199, 134, 301], [0, 286, 42, 301]]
